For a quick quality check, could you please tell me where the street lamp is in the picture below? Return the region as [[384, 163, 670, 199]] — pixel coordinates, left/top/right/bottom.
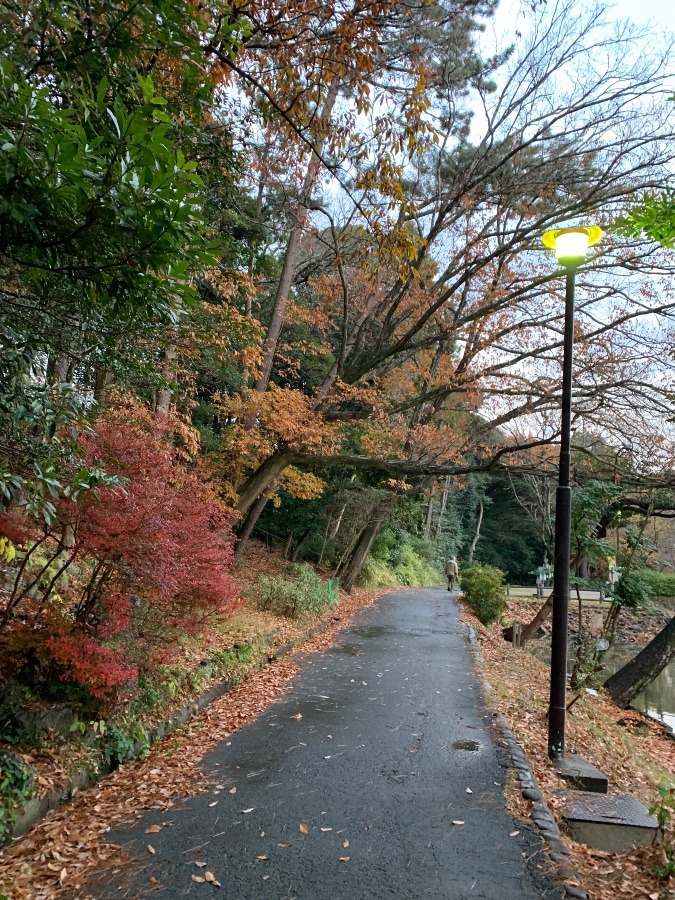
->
[[541, 225, 602, 761]]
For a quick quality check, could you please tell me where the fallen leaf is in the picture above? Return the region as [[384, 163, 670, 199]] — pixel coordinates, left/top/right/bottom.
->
[[147, 845, 156, 854], [145, 825, 162, 834], [256, 855, 269, 861], [277, 843, 291, 848], [149, 876, 158, 884], [292, 713, 302, 720], [320, 827, 332, 832], [338, 856, 350, 862], [195, 862, 207, 867], [209, 801, 218, 807], [465, 788, 473, 794], [509, 830, 520, 837], [343, 840, 349, 848], [299, 822, 310, 834], [263, 875, 270, 880], [451, 820, 465, 826], [229, 787, 237, 794], [192, 874, 205, 883], [204, 871, 216, 882], [59, 868, 67, 886]]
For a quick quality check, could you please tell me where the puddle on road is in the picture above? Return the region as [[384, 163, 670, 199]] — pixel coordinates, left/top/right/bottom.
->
[[451, 739, 481, 752], [350, 624, 432, 639], [333, 643, 362, 656], [351, 625, 393, 638]]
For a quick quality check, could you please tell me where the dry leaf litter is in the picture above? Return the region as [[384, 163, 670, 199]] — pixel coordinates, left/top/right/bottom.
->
[[0, 584, 387, 900], [462, 596, 675, 900]]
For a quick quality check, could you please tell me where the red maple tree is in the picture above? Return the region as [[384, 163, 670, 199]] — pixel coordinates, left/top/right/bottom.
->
[[2, 410, 240, 699]]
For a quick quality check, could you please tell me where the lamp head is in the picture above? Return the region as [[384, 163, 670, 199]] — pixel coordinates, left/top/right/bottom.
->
[[542, 225, 603, 269]]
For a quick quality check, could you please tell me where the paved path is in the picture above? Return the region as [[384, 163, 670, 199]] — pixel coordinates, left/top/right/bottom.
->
[[92, 589, 561, 899]]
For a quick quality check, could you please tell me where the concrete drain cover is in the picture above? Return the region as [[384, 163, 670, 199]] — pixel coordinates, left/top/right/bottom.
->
[[555, 753, 608, 793], [559, 790, 657, 852]]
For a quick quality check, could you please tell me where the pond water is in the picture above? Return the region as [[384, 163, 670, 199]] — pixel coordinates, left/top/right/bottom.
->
[[530, 640, 675, 735]]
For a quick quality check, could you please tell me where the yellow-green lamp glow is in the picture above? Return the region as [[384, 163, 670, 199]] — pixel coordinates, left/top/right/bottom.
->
[[542, 225, 603, 269]]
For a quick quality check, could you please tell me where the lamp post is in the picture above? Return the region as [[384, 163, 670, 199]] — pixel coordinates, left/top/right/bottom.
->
[[541, 225, 602, 761]]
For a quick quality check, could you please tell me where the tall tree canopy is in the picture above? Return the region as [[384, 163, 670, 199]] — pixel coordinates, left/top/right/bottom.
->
[[3, 0, 675, 595]]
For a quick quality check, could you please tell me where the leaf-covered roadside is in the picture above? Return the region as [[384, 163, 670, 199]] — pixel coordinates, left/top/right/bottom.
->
[[462, 600, 675, 900], [0, 583, 386, 900]]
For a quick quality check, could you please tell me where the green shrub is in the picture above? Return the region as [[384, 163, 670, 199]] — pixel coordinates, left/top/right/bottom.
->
[[649, 780, 675, 879], [394, 545, 441, 586], [0, 750, 35, 842], [103, 720, 150, 768], [640, 569, 675, 598], [360, 557, 398, 587], [211, 642, 255, 669], [613, 570, 652, 608], [460, 564, 506, 625], [250, 564, 339, 619], [360, 542, 442, 588]]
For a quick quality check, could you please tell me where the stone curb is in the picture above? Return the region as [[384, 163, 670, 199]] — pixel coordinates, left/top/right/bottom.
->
[[7, 613, 340, 844], [465, 624, 588, 900]]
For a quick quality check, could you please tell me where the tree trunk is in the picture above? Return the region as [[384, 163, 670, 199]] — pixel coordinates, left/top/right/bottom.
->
[[518, 594, 554, 647], [235, 448, 296, 516], [604, 615, 675, 707], [93, 368, 111, 409], [254, 82, 339, 394], [47, 352, 70, 385], [318, 514, 333, 565], [467, 498, 484, 564], [329, 500, 348, 541], [254, 226, 305, 393], [282, 532, 293, 559], [424, 484, 436, 539], [234, 491, 271, 565], [290, 527, 311, 562], [340, 515, 387, 593], [333, 525, 361, 578], [156, 347, 177, 415], [434, 476, 450, 544]]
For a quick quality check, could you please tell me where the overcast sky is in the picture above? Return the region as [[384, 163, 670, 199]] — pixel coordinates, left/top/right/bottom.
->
[[489, 0, 673, 44], [605, 0, 672, 28]]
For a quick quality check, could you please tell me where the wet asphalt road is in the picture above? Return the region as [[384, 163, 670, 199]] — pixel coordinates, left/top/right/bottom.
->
[[92, 588, 560, 899]]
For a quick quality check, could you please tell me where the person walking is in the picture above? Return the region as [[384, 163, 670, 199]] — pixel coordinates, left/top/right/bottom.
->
[[445, 556, 459, 592]]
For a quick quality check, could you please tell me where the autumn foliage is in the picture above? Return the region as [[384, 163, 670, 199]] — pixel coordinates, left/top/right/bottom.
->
[[1, 411, 239, 699]]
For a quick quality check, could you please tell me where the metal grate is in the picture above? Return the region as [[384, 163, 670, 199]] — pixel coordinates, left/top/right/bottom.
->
[[561, 791, 657, 828]]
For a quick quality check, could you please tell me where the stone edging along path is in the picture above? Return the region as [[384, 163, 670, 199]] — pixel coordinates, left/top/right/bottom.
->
[[8, 615, 340, 844], [465, 624, 589, 900]]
